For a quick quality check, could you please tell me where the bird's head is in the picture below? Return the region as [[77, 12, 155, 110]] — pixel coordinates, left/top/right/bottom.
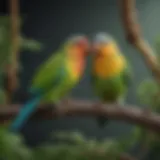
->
[[92, 32, 117, 57], [65, 34, 90, 57]]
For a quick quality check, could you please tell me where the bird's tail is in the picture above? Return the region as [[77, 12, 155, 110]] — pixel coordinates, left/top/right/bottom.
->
[[9, 96, 41, 132], [96, 97, 125, 128]]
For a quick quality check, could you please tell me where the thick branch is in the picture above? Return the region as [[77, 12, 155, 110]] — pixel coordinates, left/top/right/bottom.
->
[[120, 0, 160, 83], [0, 100, 160, 133]]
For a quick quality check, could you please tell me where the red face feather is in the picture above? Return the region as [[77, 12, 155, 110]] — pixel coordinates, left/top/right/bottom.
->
[[68, 36, 90, 57], [67, 36, 89, 79], [76, 38, 90, 56]]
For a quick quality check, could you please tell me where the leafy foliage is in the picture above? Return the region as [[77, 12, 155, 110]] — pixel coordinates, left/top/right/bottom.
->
[[0, 15, 44, 104], [0, 88, 7, 104], [0, 127, 31, 160], [0, 15, 43, 69], [132, 33, 160, 157], [19, 36, 43, 52], [137, 78, 160, 158], [0, 71, 7, 104], [137, 79, 160, 112], [0, 129, 138, 160], [154, 35, 160, 62]]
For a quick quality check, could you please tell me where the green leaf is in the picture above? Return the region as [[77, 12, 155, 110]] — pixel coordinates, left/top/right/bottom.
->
[[0, 128, 32, 160], [0, 129, 138, 160], [154, 35, 160, 62], [137, 79, 160, 112], [53, 131, 87, 145], [0, 15, 43, 71], [0, 89, 7, 104], [20, 36, 44, 52]]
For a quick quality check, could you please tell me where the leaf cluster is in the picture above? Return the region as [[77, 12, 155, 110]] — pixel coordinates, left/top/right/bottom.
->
[[0, 129, 139, 160], [0, 15, 44, 104]]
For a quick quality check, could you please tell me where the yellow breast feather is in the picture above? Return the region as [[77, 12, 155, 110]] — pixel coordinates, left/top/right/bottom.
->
[[66, 58, 84, 82], [93, 54, 126, 78]]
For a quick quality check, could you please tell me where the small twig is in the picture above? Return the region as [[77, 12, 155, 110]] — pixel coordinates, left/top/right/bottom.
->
[[0, 100, 160, 133], [6, 0, 20, 103], [120, 0, 160, 83]]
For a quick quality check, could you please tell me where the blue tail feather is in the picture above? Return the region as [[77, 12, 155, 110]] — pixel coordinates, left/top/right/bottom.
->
[[9, 96, 41, 132]]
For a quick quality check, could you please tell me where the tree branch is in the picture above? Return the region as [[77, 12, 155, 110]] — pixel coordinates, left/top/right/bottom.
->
[[119, 0, 160, 83], [119, 1, 160, 159], [0, 100, 160, 133], [6, 0, 20, 103]]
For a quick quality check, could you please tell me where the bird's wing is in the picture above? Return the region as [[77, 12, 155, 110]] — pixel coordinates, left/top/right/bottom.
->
[[29, 51, 65, 94]]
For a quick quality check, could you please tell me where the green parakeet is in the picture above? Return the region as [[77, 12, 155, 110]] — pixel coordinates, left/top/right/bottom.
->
[[9, 35, 89, 132], [91, 33, 132, 128]]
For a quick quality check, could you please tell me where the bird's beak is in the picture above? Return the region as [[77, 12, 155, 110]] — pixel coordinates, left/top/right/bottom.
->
[[84, 42, 91, 56], [91, 43, 101, 53], [91, 43, 106, 58]]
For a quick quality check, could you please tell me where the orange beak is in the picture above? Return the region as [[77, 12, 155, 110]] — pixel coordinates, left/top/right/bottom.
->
[[92, 43, 100, 51], [92, 43, 104, 55], [81, 39, 90, 56]]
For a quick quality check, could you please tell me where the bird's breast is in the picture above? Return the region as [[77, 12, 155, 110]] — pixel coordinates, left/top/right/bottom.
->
[[66, 59, 85, 82], [93, 55, 125, 78]]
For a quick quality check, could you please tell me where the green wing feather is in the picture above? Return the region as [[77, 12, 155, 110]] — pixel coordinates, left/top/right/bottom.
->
[[30, 50, 65, 94], [121, 59, 133, 87], [29, 49, 77, 103], [91, 55, 132, 102], [91, 56, 133, 128]]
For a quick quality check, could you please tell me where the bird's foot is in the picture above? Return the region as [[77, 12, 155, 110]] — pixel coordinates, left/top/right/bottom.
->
[[93, 101, 109, 128], [113, 98, 125, 109]]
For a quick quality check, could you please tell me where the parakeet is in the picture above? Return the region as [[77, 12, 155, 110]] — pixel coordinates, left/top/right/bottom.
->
[[91, 33, 132, 128], [9, 35, 89, 132]]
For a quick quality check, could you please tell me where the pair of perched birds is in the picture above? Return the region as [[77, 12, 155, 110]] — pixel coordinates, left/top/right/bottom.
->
[[9, 32, 132, 132]]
